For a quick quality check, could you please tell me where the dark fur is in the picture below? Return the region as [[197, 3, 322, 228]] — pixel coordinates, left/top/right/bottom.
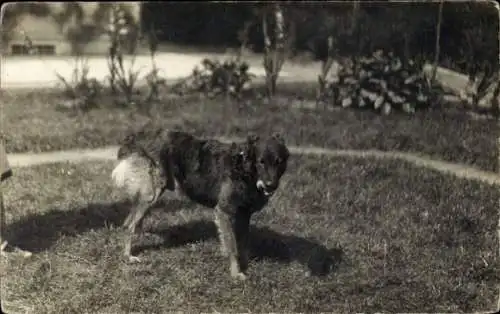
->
[[112, 126, 289, 279]]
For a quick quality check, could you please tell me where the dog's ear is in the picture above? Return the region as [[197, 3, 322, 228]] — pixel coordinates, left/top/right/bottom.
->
[[230, 142, 239, 153], [246, 134, 260, 145], [230, 143, 248, 168], [230, 142, 244, 158], [117, 146, 128, 159], [272, 132, 285, 144], [123, 132, 135, 145]]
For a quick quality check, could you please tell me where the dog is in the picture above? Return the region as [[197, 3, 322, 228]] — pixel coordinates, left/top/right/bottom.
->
[[111, 126, 289, 280]]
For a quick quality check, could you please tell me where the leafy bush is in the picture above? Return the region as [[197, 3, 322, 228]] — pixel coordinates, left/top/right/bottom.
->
[[460, 70, 500, 117], [173, 58, 255, 99], [319, 50, 442, 114]]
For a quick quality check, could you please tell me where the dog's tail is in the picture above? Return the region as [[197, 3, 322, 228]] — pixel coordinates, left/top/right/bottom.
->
[[111, 156, 135, 190]]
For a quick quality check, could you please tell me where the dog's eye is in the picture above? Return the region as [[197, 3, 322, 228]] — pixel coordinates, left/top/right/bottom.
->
[[259, 158, 265, 164]]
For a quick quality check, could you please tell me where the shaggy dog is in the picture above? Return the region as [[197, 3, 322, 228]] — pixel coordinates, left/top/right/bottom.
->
[[111, 126, 289, 280]]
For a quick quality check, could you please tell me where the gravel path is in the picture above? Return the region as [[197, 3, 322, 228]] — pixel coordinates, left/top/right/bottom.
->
[[7, 136, 500, 186]]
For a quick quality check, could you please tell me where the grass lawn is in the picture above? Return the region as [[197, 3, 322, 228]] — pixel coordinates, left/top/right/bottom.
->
[[1, 156, 499, 313], [1, 83, 498, 173]]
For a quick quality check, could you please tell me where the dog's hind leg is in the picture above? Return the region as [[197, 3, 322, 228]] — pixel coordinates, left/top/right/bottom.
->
[[122, 193, 140, 229], [111, 153, 163, 263], [124, 199, 156, 263], [123, 178, 162, 263]]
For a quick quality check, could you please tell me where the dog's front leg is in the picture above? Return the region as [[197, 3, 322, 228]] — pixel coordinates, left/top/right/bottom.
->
[[215, 207, 247, 281], [234, 211, 251, 273]]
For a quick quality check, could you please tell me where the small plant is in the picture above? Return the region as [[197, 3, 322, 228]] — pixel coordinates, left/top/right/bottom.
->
[[105, 4, 142, 105], [144, 67, 166, 103], [54, 56, 102, 111], [16, 25, 102, 112], [109, 52, 142, 105], [173, 58, 255, 100], [143, 26, 167, 105]]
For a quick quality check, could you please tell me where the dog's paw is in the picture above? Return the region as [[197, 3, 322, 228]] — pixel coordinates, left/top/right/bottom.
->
[[18, 249, 32, 258], [126, 255, 142, 264], [0, 242, 32, 258], [1, 250, 32, 258], [230, 262, 248, 281], [0, 240, 8, 252], [231, 271, 248, 281]]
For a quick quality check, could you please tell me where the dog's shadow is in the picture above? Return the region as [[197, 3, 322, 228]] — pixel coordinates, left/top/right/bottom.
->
[[6, 200, 342, 276]]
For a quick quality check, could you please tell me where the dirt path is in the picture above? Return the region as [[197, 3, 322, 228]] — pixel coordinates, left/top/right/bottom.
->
[[7, 136, 500, 186]]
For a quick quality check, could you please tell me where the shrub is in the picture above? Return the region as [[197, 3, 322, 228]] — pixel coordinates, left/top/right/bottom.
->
[[172, 58, 255, 99], [319, 50, 443, 115], [460, 69, 500, 117]]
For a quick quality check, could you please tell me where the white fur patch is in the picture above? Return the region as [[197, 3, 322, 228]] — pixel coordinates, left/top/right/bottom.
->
[[111, 159, 132, 188], [256, 179, 265, 190], [111, 155, 158, 201], [256, 179, 272, 196]]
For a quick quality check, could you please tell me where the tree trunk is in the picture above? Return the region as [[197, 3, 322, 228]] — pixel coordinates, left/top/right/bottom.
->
[[350, 0, 360, 56], [262, 9, 272, 99], [430, 0, 444, 84], [272, 3, 285, 96], [490, 76, 500, 117]]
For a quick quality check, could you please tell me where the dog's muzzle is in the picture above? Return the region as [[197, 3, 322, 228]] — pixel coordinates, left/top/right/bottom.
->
[[256, 179, 276, 196]]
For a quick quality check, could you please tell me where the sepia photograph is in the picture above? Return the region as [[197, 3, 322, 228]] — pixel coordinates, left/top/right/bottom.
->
[[1, 1, 499, 312]]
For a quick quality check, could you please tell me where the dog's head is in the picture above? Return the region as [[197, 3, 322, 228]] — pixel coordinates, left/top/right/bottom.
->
[[254, 133, 290, 197]]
